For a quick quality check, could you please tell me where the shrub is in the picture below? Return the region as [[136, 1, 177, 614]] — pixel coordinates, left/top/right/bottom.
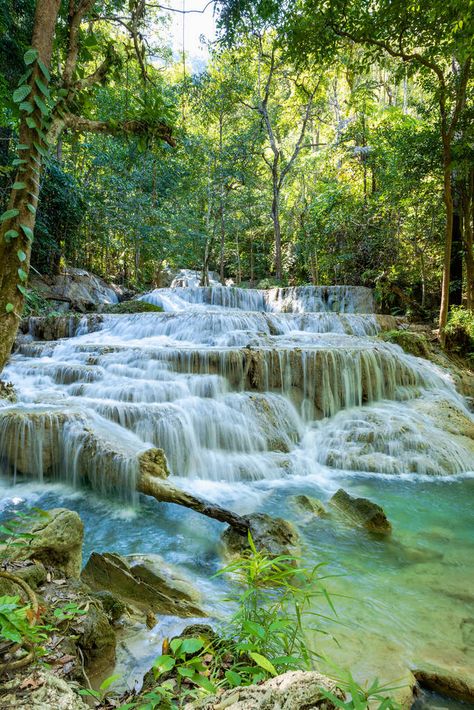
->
[[445, 307, 474, 356]]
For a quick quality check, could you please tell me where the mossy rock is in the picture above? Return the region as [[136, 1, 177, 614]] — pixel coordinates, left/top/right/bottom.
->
[[330, 489, 392, 536], [379, 329, 430, 358], [292, 494, 328, 518], [103, 300, 163, 314]]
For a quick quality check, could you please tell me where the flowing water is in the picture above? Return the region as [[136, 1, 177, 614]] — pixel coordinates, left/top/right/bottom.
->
[[1, 285, 473, 697]]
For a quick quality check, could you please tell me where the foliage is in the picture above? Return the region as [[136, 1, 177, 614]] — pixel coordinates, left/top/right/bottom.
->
[[0, 595, 48, 646], [445, 307, 474, 356], [320, 667, 403, 710], [0, 507, 49, 560]]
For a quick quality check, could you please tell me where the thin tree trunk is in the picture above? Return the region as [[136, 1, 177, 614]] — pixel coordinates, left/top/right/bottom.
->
[[272, 180, 282, 280], [439, 143, 454, 343], [462, 170, 474, 310], [218, 111, 226, 285]]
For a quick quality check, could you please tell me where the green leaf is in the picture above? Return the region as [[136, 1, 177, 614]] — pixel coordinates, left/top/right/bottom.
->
[[152, 655, 175, 675], [0, 209, 19, 222], [33, 142, 47, 157], [225, 670, 242, 687], [26, 117, 37, 129], [181, 638, 204, 654], [5, 303, 14, 313], [5, 230, 19, 240], [17, 68, 33, 85], [78, 689, 101, 699], [33, 95, 49, 117], [24, 48, 39, 65], [12, 182, 26, 190], [17, 250, 27, 262], [18, 268, 28, 282], [20, 224, 34, 241], [17, 284, 28, 296], [249, 652, 277, 676], [169, 638, 182, 654], [191, 674, 216, 693], [13, 85, 31, 103], [19, 101, 33, 114], [37, 58, 50, 81], [99, 674, 121, 692], [177, 667, 195, 678], [16, 144, 29, 150], [35, 77, 50, 98], [27, 204, 36, 215], [12, 159, 27, 166]]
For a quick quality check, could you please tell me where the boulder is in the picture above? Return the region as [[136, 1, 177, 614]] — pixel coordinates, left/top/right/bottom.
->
[[292, 494, 328, 518], [413, 667, 474, 704], [30, 268, 118, 312], [379, 329, 431, 358], [329, 489, 392, 536], [0, 380, 16, 402], [221, 512, 300, 558], [0, 669, 89, 709], [21, 508, 84, 577], [81, 551, 205, 618], [72, 602, 116, 676], [189, 670, 343, 709], [138, 447, 170, 479]]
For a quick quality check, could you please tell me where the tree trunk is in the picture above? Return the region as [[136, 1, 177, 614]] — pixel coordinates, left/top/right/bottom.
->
[[451, 185, 463, 306], [438, 142, 454, 344], [462, 170, 474, 311], [0, 0, 61, 373], [272, 181, 282, 280], [218, 111, 226, 285]]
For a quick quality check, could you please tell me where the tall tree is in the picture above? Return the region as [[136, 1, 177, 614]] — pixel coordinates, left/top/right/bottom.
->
[[0, 0, 175, 371]]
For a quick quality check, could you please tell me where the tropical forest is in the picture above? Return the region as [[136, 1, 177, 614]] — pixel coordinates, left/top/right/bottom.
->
[[0, 0, 473, 707]]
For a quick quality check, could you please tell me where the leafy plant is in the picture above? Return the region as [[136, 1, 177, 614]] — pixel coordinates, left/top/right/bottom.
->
[[79, 673, 122, 703], [445, 306, 474, 356], [0, 507, 48, 560], [319, 667, 404, 710], [0, 594, 48, 646]]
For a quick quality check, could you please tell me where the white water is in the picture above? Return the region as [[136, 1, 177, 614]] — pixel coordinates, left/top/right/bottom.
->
[[1, 285, 473, 500]]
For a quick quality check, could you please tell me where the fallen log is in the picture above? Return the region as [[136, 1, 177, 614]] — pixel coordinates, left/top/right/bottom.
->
[[137, 473, 250, 534]]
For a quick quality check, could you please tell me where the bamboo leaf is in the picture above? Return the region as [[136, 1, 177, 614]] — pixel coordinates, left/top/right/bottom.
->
[[26, 117, 37, 129], [12, 182, 27, 190], [17, 284, 28, 296], [249, 652, 277, 676]]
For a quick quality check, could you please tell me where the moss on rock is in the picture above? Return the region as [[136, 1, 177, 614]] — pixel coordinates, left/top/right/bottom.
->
[[379, 329, 431, 358], [103, 300, 163, 314]]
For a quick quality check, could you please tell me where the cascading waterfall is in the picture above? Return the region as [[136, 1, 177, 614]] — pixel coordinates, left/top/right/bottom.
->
[[1, 284, 473, 501]]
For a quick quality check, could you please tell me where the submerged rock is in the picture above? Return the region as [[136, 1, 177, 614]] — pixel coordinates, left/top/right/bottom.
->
[[414, 667, 474, 704], [189, 669, 343, 709], [221, 512, 300, 558], [81, 551, 205, 617], [329, 489, 392, 535], [292, 494, 328, 518], [19, 508, 84, 578]]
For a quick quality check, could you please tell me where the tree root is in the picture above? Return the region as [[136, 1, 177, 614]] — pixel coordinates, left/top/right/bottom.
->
[[0, 570, 38, 674]]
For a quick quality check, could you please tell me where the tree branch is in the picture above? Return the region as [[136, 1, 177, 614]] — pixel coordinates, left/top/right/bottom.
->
[[63, 113, 176, 146]]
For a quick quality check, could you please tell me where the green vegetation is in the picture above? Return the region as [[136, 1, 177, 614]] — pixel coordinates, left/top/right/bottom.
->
[[445, 307, 474, 356], [103, 300, 164, 314]]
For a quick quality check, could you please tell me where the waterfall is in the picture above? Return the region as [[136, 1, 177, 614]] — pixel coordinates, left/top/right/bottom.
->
[[2, 285, 473, 498]]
